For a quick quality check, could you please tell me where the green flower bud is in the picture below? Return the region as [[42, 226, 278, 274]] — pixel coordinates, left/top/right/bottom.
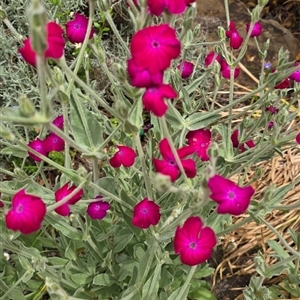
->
[[19, 94, 36, 117], [154, 173, 172, 192], [28, 0, 48, 55]]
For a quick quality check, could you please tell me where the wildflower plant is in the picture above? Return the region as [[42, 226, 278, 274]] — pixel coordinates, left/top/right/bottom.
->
[[1, 0, 300, 299]]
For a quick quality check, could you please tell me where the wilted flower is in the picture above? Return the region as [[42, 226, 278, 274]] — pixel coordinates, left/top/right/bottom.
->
[[186, 129, 212, 161], [265, 105, 279, 115], [127, 58, 163, 88], [174, 216, 217, 266], [268, 121, 274, 129], [142, 84, 177, 117], [231, 130, 255, 152], [5, 189, 46, 234], [153, 138, 197, 182], [130, 24, 181, 74], [177, 61, 194, 78], [208, 174, 255, 215], [204, 51, 221, 67], [19, 22, 65, 66], [246, 22, 262, 37], [65, 13, 95, 44], [220, 60, 240, 79], [54, 182, 84, 216], [87, 196, 110, 220], [226, 21, 243, 50], [132, 198, 161, 229], [28, 138, 48, 162], [109, 146, 136, 168], [274, 77, 290, 89]]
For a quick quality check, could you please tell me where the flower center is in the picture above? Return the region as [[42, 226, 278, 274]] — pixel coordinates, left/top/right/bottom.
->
[[227, 191, 236, 199], [152, 40, 159, 48], [74, 23, 81, 29], [189, 241, 197, 250], [15, 203, 24, 213], [169, 160, 176, 166], [141, 208, 148, 214]]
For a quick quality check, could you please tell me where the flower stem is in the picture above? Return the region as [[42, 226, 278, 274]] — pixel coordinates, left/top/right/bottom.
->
[[159, 116, 189, 185], [103, 11, 130, 56], [134, 133, 153, 199]]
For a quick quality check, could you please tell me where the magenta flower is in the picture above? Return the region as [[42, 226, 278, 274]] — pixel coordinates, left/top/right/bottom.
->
[[132, 198, 161, 229], [54, 182, 84, 216], [208, 175, 255, 215], [65, 13, 95, 44], [274, 77, 290, 89], [220, 60, 240, 79], [204, 51, 221, 67], [43, 133, 65, 152], [153, 138, 197, 182], [28, 138, 48, 162], [265, 105, 279, 115], [147, 0, 190, 16], [296, 133, 300, 144], [130, 24, 181, 74], [127, 58, 163, 88], [19, 22, 65, 66], [174, 216, 217, 266], [268, 121, 274, 129], [142, 84, 177, 117], [177, 61, 194, 78], [5, 189, 46, 234], [110, 145, 136, 168], [289, 62, 300, 82], [231, 130, 255, 153], [226, 21, 243, 50], [87, 196, 110, 220], [186, 129, 212, 161], [52, 115, 64, 129], [246, 22, 262, 37]]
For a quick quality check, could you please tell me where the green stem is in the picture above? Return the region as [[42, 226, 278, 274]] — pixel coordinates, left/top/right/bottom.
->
[[134, 133, 153, 199], [175, 265, 197, 300], [89, 181, 132, 210], [159, 116, 189, 185], [217, 216, 252, 236], [36, 54, 50, 118], [58, 58, 123, 121], [66, 0, 96, 95], [103, 11, 130, 56]]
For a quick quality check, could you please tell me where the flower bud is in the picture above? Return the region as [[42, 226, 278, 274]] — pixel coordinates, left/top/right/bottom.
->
[[27, 0, 48, 55], [154, 173, 172, 192], [0, 8, 7, 20], [19, 94, 36, 117], [98, 0, 111, 12], [115, 100, 129, 120]]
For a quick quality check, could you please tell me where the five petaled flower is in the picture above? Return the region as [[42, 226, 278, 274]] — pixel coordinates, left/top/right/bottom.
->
[[130, 24, 181, 74], [174, 216, 217, 266], [208, 174, 255, 215], [153, 138, 197, 182], [87, 196, 110, 220], [5, 189, 46, 234], [19, 22, 65, 66], [65, 13, 95, 44], [132, 198, 161, 229], [142, 84, 177, 117], [110, 146, 137, 168], [54, 182, 84, 216]]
